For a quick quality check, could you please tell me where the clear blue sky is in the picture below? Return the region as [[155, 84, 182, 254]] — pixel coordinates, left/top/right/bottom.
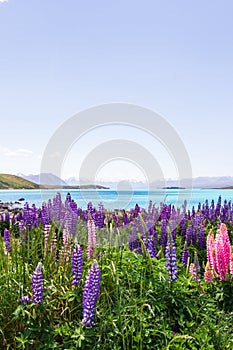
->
[[0, 0, 233, 181]]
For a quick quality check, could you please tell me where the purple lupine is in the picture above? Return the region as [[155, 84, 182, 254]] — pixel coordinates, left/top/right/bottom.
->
[[41, 203, 50, 226], [165, 232, 178, 283], [185, 224, 192, 246], [160, 218, 167, 248], [169, 219, 177, 242], [4, 228, 11, 253], [81, 261, 101, 327], [32, 262, 43, 304], [145, 221, 157, 258], [19, 295, 31, 304], [198, 225, 205, 250], [71, 243, 83, 285], [181, 241, 190, 268], [96, 203, 105, 228]]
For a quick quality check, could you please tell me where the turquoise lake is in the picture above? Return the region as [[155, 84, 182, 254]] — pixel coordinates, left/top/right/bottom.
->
[[0, 188, 233, 210]]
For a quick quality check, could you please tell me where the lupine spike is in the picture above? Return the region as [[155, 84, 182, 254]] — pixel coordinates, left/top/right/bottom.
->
[[81, 261, 101, 327], [4, 228, 11, 253], [32, 262, 43, 304], [165, 231, 178, 282], [87, 219, 96, 259], [71, 243, 83, 285]]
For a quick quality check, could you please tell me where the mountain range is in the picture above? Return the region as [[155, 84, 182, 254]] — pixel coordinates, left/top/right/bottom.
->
[[17, 173, 233, 189]]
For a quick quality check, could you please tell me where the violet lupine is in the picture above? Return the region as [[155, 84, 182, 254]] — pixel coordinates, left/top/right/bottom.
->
[[41, 203, 50, 226], [87, 219, 96, 259], [198, 225, 205, 250], [165, 232, 178, 283], [32, 262, 43, 304], [145, 221, 157, 258], [160, 218, 167, 248], [19, 295, 31, 304], [185, 224, 192, 246], [181, 241, 190, 268], [4, 228, 11, 253], [71, 243, 83, 285], [81, 261, 101, 327]]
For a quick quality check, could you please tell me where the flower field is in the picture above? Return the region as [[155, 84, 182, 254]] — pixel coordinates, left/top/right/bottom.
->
[[1, 193, 233, 349]]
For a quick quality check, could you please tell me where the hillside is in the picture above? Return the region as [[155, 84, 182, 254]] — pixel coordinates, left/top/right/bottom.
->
[[0, 174, 39, 189]]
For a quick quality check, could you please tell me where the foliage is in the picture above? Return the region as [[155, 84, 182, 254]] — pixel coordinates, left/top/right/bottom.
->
[[1, 194, 233, 349]]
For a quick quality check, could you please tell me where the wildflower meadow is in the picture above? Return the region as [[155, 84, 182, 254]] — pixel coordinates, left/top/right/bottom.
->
[[1, 193, 233, 349]]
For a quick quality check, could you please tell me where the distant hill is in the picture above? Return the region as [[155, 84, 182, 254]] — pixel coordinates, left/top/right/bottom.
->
[[0, 174, 39, 189], [18, 173, 67, 186]]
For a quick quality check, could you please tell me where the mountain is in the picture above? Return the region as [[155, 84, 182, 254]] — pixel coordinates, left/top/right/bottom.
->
[[0, 174, 39, 189], [18, 173, 67, 186], [65, 176, 233, 189]]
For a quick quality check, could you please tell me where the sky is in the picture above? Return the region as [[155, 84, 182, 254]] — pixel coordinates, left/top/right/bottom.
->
[[0, 0, 233, 183]]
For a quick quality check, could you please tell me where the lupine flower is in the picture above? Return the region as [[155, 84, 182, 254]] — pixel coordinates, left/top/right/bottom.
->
[[204, 262, 214, 283], [19, 295, 31, 304], [230, 252, 233, 278], [189, 253, 201, 282], [165, 232, 178, 282], [32, 262, 43, 304], [160, 218, 167, 248], [215, 226, 229, 281], [41, 203, 50, 226], [81, 261, 101, 327], [50, 231, 57, 261], [4, 228, 11, 253], [71, 243, 83, 285], [198, 225, 205, 250], [181, 241, 190, 268], [189, 263, 197, 280], [185, 224, 192, 246], [44, 224, 51, 256], [206, 230, 217, 271], [87, 219, 96, 259], [59, 224, 72, 264]]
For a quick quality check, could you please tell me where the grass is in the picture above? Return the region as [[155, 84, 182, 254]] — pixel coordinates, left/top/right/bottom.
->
[[1, 197, 233, 349], [0, 174, 39, 190]]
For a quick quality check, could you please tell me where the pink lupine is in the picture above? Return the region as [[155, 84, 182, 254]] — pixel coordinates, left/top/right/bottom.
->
[[230, 252, 233, 278], [44, 224, 51, 256], [204, 262, 214, 283], [189, 263, 197, 280], [50, 231, 57, 261], [59, 224, 72, 264], [215, 231, 227, 280], [87, 219, 96, 259], [218, 223, 231, 269], [206, 230, 217, 271]]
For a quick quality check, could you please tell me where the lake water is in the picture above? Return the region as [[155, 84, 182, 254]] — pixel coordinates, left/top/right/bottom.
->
[[0, 188, 233, 210]]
